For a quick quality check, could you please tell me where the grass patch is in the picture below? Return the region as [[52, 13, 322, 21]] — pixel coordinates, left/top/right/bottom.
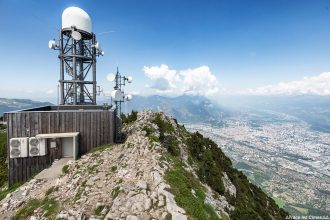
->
[[74, 180, 87, 202], [11, 197, 60, 220], [0, 183, 21, 201], [165, 213, 172, 220], [118, 154, 124, 160], [111, 166, 117, 172], [89, 143, 113, 154], [45, 186, 58, 196], [143, 125, 160, 143], [111, 186, 120, 199], [164, 155, 219, 220], [94, 205, 105, 216], [87, 164, 98, 174], [62, 165, 69, 174]]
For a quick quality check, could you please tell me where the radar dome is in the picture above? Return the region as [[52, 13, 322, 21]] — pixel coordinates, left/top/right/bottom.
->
[[62, 6, 92, 33]]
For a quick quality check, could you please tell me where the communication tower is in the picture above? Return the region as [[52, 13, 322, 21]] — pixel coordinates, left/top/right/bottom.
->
[[108, 68, 133, 143], [49, 7, 104, 105]]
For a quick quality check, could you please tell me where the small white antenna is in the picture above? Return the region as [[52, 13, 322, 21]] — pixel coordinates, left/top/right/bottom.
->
[[107, 73, 116, 82]]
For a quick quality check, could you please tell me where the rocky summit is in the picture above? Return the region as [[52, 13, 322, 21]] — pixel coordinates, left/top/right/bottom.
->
[[0, 111, 287, 220]]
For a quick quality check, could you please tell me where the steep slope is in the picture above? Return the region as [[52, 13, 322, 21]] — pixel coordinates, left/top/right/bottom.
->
[[0, 111, 287, 219]]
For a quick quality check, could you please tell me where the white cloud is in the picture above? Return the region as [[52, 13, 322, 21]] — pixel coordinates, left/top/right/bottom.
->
[[46, 89, 55, 95], [143, 64, 219, 96], [240, 72, 330, 95]]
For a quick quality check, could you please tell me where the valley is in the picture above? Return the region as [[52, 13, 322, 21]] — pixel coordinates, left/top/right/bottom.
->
[[186, 111, 330, 216]]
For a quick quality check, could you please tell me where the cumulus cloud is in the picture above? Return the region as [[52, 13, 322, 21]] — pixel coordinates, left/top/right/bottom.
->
[[241, 72, 330, 95], [143, 64, 219, 96]]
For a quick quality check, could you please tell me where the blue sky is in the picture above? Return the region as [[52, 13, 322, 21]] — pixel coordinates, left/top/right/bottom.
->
[[1, 0, 330, 101]]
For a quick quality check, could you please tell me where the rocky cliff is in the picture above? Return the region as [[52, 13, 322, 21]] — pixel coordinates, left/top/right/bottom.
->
[[0, 111, 287, 219]]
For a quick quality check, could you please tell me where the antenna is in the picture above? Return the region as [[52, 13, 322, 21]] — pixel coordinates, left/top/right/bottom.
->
[[108, 67, 133, 143], [49, 6, 104, 105]]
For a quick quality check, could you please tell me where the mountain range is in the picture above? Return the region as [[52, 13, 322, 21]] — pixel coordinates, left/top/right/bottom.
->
[[0, 98, 52, 117], [122, 95, 231, 126]]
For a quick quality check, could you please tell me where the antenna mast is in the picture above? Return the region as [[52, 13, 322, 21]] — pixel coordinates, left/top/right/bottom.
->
[[111, 68, 133, 143], [49, 7, 104, 105]]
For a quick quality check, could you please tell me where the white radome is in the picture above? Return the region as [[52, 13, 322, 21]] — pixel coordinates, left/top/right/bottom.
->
[[111, 90, 124, 101], [62, 6, 92, 33]]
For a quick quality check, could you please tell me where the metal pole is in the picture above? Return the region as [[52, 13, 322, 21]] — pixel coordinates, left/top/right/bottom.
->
[[79, 40, 84, 103], [92, 34, 97, 105], [72, 35, 77, 105], [114, 67, 122, 143], [59, 31, 65, 105]]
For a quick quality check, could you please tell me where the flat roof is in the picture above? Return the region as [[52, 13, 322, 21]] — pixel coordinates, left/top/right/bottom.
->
[[5, 105, 113, 114], [36, 132, 79, 138]]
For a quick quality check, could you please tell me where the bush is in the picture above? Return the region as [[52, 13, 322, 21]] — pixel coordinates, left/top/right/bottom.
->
[[0, 132, 7, 187], [121, 110, 138, 124], [162, 135, 180, 157], [62, 165, 69, 174], [152, 113, 174, 141]]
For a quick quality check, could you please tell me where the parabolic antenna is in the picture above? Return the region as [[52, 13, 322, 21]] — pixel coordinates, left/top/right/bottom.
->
[[94, 42, 101, 50], [71, 31, 82, 40], [127, 76, 133, 83], [111, 90, 123, 101], [48, 40, 56, 49], [107, 73, 116, 82], [125, 94, 133, 101]]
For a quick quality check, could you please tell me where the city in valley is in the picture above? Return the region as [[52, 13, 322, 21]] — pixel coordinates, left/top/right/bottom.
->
[[186, 111, 330, 216]]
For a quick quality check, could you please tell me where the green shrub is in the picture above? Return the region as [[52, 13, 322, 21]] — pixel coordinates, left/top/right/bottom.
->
[[121, 110, 138, 124], [45, 186, 58, 196], [162, 136, 180, 157], [142, 125, 160, 143], [0, 132, 7, 187], [152, 114, 174, 140], [111, 166, 117, 172], [62, 165, 69, 174]]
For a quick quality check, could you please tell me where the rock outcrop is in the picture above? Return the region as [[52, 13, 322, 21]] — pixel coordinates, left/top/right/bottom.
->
[[0, 110, 287, 220]]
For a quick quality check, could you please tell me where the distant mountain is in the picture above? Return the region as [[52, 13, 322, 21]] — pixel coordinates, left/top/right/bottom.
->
[[123, 95, 232, 125], [0, 98, 53, 116]]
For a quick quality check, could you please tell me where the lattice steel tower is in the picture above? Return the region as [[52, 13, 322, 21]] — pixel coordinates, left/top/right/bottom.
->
[[49, 7, 103, 105]]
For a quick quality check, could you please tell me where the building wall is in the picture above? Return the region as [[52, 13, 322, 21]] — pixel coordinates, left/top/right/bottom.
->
[[5, 110, 114, 186]]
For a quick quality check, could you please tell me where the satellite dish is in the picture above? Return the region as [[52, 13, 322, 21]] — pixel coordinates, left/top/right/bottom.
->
[[48, 40, 56, 49], [94, 42, 101, 50], [127, 76, 133, 83], [107, 73, 116, 82], [101, 51, 105, 56], [111, 90, 123, 101], [71, 31, 82, 40], [125, 94, 133, 101]]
